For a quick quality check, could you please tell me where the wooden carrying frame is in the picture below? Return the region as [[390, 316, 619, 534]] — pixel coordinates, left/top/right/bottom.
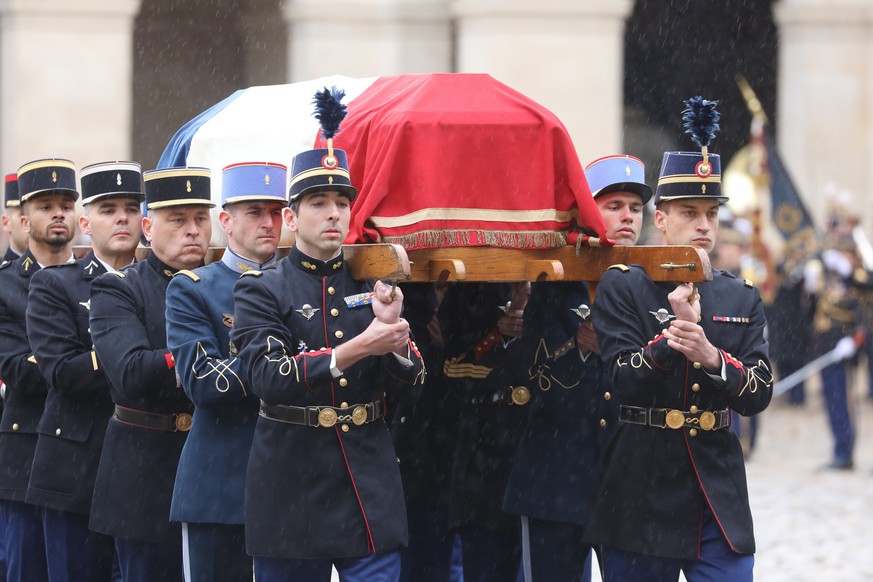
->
[[89, 244, 710, 284]]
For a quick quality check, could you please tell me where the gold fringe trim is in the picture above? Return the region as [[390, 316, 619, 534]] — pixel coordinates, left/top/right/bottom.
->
[[382, 229, 568, 250]]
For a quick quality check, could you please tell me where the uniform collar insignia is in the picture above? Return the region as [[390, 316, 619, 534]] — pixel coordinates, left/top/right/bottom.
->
[[649, 308, 676, 324], [221, 246, 276, 274], [295, 304, 320, 320], [18, 249, 39, 277], [289, 246, 343, 277], [571, 304, 591, 322], [81, 251, 105, 278], [146, 251, 183, 280], [79, 299, 91, 311]]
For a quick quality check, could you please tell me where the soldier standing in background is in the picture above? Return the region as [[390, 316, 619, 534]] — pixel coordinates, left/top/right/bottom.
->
[[503, 154, 650, 581], [0, 172, 25, 582], [443, 280, 530, 581], [0, 159, 80, 582], [166, 162, 286, 581], [392, 281, 464, 582], [767, 236, 815, 406], [89, 168, 213, 581], [2, 175, 26, 262], [25, 161, 144, 581], [806, 232, 862, 470]]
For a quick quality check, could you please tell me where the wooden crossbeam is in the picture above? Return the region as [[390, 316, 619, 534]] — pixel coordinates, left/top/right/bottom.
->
[[402, 245, 711, 283], [74, 243, 711, 283]]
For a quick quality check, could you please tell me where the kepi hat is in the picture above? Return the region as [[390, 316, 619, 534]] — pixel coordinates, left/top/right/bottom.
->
[[80, 161, 145, 205], [288, 87, 358, 203], [4, 174, 19, 208], [222, 162, 288, 206], [584, 154, 652, 204], [18, 158, 79, 203], [654, 97, 727, 205], [143, 167, 214, 210]]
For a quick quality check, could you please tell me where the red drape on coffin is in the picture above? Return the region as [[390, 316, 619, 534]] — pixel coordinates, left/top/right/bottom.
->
[[313, 73, 607, 249]]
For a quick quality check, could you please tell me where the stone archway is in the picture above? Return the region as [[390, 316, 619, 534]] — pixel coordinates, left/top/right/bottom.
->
[[132, 0, 288, 169], [622, 0, 779, 189]]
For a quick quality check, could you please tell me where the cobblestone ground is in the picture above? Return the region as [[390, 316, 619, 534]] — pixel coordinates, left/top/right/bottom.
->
[[746, 374, 873, 581]]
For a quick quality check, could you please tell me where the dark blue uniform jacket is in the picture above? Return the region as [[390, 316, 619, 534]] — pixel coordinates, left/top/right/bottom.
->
[[503, 282, 617, 525], [88, 251, 193, 544], [0, 250, 47, 503], [231, 247, 425, 560], [584, 267, 772, 559], [25, 252, 113, 515]]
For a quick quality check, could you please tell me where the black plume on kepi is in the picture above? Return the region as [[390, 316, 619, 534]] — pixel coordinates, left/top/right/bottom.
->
[[654, 96, 727, 204], [287, 86, 358, 203]]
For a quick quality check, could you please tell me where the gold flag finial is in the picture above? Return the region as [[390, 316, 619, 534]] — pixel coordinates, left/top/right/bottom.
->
[[735, 74, 769, 124]]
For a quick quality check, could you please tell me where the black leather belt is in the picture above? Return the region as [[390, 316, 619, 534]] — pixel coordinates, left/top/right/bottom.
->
[[619, 405, 731, 431], [259, 401, 383, 428], [113, 405, 193, 432], [467, 386, 531, 406]]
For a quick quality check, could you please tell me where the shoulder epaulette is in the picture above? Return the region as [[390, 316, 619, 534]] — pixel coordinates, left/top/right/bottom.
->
[[107, 271, 126, 278], [607, 264, 630, 272], [240, 270, 262, 278], [744, 279, 755, 288], [174, 269, 200, 282]]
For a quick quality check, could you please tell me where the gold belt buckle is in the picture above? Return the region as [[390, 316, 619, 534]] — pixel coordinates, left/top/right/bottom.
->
[[175, 413, 193, 432], [664, 409, 685, 430], [699, 411, 717, 431], [511, 386, 531, 406], [352, 406, 368, 426], [318, 408, 338, 427]]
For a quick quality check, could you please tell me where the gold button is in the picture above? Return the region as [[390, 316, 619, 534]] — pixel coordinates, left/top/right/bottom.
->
[[693, 362, 702, 369], [603, 392, 611, 401], [55, 428, 61, 436], [335, 330, 344, 339], [692, 383, 700, 392], [339, 378, 348, 387], [511, 386, 531, 406], [690, 405, 698, 414], [12, 423, 19, 431], [341, 424, 349, 432], [175, 413, 193, 432], [328, 287, 336, 295], [330, 308, 339, 317], [340, 402, 349, 409], [599, 419, 607, 428], [689, 428, 698, 437]]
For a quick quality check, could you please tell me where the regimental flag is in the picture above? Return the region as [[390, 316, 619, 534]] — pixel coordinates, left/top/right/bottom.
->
[[762, 130, 815, 242], [158, 74, 608, 250], [735, 75, 816, 244]]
